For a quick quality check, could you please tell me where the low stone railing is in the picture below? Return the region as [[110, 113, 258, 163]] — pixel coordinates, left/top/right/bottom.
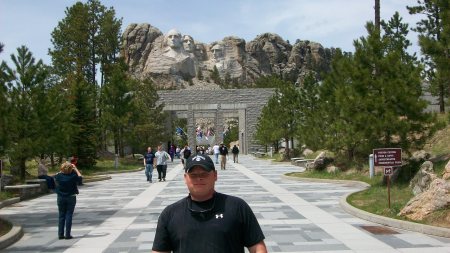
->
[[26, 179, 48, 193], [252, 152, 268, 158], [4, 184, 42, 200]]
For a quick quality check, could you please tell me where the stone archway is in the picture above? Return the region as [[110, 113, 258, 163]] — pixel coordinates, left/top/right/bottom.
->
[[157, 89, 274, 154]]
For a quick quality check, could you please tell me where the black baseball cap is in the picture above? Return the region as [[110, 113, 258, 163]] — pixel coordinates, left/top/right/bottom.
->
[[185, 154, 215, 173]]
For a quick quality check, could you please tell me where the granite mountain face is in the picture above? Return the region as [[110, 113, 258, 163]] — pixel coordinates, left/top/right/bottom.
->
[[121, 23, 336, 89]]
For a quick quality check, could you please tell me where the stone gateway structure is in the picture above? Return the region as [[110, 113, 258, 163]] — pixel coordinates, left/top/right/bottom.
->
[[157, 89, 274, 154]]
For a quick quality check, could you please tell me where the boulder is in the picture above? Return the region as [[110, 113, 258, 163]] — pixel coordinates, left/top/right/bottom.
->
[[305, 151, 334, 171], [302, 148, 314, 157], [409, 161, 437, 195], [326, 165, 340, 174], [443, 160, 450, 180], [409, 150, 431, 163], [399, 178, 450, 220]]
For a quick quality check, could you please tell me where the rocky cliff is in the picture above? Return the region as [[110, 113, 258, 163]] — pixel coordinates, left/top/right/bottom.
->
[[121, 23, 336, 89]]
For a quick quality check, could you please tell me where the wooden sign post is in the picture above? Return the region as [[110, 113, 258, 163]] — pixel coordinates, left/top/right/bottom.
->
[[384, 167, 393, 208], [373, 148, 402, 209]]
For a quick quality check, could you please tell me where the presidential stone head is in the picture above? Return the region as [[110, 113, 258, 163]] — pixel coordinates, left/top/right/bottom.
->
[[183, 35, 195, 53], [165, 29, 183, 50], [211, 43, 223, 60]]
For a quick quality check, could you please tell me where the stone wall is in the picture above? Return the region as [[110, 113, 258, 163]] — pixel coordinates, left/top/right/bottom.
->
[[157, 88, 274, 153]]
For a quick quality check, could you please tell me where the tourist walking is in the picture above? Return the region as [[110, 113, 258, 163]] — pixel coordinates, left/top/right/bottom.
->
[[212, 143, 220, 164], [152, 154, 267, 253], [175, 146, 181, 159], [144, 147, 156, 182], [232, 144, 239, 163], [169, 144, 176, 162], [182, 145, 192, 169], [155, 145, 170, 182], [54, 162, 82, 240], [219, 143, 228, 170]]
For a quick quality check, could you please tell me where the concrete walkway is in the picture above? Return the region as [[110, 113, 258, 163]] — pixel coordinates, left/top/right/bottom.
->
[[1, 155, 449, 252]]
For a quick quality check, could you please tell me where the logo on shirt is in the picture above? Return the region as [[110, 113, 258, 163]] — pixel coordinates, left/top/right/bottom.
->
[[215, 213, 224, 219]]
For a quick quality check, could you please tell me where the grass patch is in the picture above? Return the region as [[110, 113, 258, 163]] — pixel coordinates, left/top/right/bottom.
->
[[347, 182, 413, 218], [424, 115, 450, 157], [287, 168, 450, 228], [0, 218, 12, 237], [286, 169, 380, 185], [86, 157, 142, 176], [0, 191, 16, 202]]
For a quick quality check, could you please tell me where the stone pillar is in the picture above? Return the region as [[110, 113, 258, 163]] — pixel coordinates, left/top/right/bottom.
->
[[215, 104, 224, 144], [187, 107, 195, 152], [238, 109, 247, 154]]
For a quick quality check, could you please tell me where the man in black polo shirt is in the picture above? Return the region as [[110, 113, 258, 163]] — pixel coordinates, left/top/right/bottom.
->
[[152, 154, 267, 253]]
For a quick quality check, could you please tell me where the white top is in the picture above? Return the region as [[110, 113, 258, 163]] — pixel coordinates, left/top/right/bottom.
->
[[155, 151, 170, 165], [213, 145, 220, 154]]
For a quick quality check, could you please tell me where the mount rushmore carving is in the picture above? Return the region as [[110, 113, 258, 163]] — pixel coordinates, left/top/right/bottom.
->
[[121, 23, 336, 89]]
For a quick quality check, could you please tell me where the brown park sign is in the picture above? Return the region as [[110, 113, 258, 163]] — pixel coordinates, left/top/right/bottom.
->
[[373, 148, 402, 167]]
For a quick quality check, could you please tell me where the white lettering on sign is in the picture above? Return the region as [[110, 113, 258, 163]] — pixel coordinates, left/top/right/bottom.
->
[[373, 148, 402, 167]]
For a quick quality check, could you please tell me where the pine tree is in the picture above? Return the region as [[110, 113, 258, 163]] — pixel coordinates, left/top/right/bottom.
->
[[0, 45, 10, 155], [70, 76, 98, 169], [254, 76, 299, 159], [128, 79, 167, 153], [101, 59, 133, 157], [2, 46, 48, 179], [408, 0, 450, 113], [319, 14, 432, 162], [33, 70, 74, 162], [50, 2, 90, 80], [210, 66, 221, 85], [49, 1, 122, 168], [295, 74, 323, 150]]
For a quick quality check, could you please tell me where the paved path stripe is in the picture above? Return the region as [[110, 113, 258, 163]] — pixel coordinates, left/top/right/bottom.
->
[[233, 162, 395, 251]]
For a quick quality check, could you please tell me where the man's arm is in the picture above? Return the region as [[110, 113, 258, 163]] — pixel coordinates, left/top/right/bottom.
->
[[248, 241, 267, 253]]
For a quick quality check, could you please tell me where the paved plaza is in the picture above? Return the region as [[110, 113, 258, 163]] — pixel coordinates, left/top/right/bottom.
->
[[1, 155, 449, 253]]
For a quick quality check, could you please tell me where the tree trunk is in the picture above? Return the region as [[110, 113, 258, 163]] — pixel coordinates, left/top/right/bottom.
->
[[50, 154, 55, 168], [114, 131, 119, 156], [374, 0, 380, 32], [439, 82, 445, 113], [19, 158, 26, 181], [285, 136, 290, 159], [119, 128, 125, 157]]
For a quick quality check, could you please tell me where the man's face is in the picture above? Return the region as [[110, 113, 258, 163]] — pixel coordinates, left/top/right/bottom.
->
[[184, 166, 217, 201], [147, 147, 152, 152]]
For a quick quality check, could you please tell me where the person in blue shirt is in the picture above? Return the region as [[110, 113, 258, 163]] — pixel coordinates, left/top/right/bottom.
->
[[144, 147, 156, 182], [54, 162, 82, 240]]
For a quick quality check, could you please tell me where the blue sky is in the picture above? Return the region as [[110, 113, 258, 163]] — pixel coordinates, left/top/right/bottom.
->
[[0, 0, 422, 66]]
